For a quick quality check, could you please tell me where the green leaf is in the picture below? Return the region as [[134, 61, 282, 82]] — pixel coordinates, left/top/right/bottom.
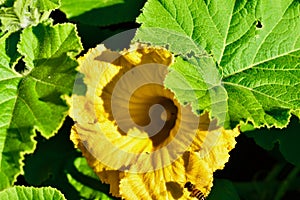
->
[[63, 0, 146, 27], [16, 22, 82, 136], [0, 22, 82, 189], [0, 186, 66, 200], [292, 109, 300, 119], [60, 0, 123, 18], [23, 118, 113, 199], [164, 56, 229, 126], [245, 116, 300, 166], [67, 157, 115, 200], [135, 0, 300, 128], [18, 23, 81, 70], [0, 57, 21, 190], [208, 179, 240, 200], [0, 0, 60, 33]]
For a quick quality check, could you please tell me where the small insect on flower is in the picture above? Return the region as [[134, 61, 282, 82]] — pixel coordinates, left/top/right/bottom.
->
[[184, 182, 206, 200]]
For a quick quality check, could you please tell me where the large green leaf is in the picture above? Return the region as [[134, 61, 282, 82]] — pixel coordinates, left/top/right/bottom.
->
[[0, 0, 60, 34], [245, 116, 300, 166], [63, 0, 146, 27], [0, 186, 66, 200], [135, 0, 300, 128], [0, 22, 82, 189], [60, 0, 123, 18], [0, 52, 21, 190]]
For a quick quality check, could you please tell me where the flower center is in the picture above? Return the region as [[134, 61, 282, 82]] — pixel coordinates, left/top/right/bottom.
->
[[129, 84, 178, 147], [101, 78, 179, 149]]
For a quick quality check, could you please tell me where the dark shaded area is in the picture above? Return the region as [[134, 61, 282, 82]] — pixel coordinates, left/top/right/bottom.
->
[[214, 120, 300, 200], [264, 108, 290, 126], [5, 31, 22, 70], [76, 22, 139, 52], [15, 175, 30, 186], [256, 20, 263, 28], [102, 27, 137, 51], [214, 133, 278, 181], [14, 59, 28, 74], [59, 0, 145, 52], [166, 181, 183, 199], [50, 9, 68, 25], [207, 179, 240, 200], [15, 117, 118, 200], [245, 116, 300, 166], [66, 162, 116, 199], [149, 98, 178, 147], [1, 0, 14, 7], [69, 0, 146, 27]]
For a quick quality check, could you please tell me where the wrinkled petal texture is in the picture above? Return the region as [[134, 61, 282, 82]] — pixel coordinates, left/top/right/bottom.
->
[[70, 44, 240, 199]]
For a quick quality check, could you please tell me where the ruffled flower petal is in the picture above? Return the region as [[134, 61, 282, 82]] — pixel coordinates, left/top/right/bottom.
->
[[70, 43, 240, 199]]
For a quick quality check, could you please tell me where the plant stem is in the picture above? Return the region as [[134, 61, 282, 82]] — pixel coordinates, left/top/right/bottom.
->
[[274, 166, 300, 200], [265, 163, 284, 182]]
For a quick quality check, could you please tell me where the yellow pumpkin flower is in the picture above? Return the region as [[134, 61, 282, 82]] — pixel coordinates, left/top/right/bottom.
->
[[69, 43, 240, 199]]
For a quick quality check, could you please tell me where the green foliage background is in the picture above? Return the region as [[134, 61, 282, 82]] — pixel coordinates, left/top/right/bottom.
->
[[0, 0, 299, 199]]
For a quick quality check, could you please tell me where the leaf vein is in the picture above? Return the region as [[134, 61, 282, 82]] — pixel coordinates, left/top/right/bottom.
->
[[224, 81, 292, 106], [219, 2, 235, 62], [251, 1, 294, 67]]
